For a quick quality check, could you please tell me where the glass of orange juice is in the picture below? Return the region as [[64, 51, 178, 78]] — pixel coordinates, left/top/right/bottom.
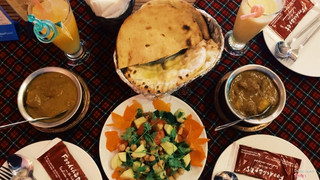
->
[[225, 0, 286, 56], [27, 0, 89, 66]]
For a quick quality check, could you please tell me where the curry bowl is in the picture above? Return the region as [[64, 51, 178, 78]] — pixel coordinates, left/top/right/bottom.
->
[[17, 67, 82, 128], [224, 64, 286, 125]]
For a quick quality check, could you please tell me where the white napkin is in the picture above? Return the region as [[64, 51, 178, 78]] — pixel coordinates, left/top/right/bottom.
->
[[85, 0, 131, 18]]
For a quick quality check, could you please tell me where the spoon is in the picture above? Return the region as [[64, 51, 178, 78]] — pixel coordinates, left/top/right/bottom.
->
[[0, 110, 68, 129], [7, 154, 36, 180], [215, 104, 272, 131], [275, 15, 320, 61], [213, 171, 238, 180]]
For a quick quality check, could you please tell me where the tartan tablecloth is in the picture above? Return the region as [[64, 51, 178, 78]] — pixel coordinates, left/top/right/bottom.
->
[[0, 0, 319, 179]]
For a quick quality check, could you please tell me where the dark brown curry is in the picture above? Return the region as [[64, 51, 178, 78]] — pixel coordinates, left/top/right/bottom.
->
[[25, 72, 78, 121], [229, 70, 279, 116]]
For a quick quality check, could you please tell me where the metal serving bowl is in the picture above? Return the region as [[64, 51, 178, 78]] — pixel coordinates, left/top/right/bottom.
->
[[224, 64, 286, 125], [17, 67, 82, 128]]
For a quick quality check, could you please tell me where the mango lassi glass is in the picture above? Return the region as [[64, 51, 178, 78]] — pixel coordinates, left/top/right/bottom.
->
[[28, 0, 89, 66], [225, 0, 286, 56]]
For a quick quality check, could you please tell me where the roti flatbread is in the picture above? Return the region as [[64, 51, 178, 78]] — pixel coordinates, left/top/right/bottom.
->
[[116, 0, 206, 69]]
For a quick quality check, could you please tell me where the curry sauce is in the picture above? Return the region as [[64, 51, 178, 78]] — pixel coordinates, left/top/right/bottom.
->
[[229, 70, 279, 116], [25, 72, 78, 120]]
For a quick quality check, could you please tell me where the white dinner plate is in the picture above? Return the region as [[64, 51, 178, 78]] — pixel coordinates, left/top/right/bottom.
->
[[99, 94, 208, 180], [212, 134, 318, 180], [263, 2, 320, 77], [2, 140, 102, 180]]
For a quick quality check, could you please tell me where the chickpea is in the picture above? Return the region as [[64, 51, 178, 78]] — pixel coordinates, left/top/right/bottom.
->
[[158, 160, 165, 167], [178, 168, 184, 175], [144, 154, 150, 161], [173, 172, 179, 179], [157, 123, 164, 130], [130, 144, 137, 151], [140, 158, 145, 163], [158, 146, 163, 151], [168, 176, 175, 180], [150, 149, 157, 154], [145, 166, 150, 172], [149, 155, 155, 161], [118, 144, 126, 151], [140, 139, 146, 145], [125, 147, 130, 152]]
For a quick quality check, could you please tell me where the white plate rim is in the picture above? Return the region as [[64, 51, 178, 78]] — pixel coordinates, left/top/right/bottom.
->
[[211, 134, 318, 180], [2, 140, 102, 180], [99, 94, 208, 180]]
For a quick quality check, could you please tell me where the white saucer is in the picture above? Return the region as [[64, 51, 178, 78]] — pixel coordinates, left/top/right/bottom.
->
[[212, 134, 318, 180], [2, 140, 102, 179], [263, 2, 320, 77]]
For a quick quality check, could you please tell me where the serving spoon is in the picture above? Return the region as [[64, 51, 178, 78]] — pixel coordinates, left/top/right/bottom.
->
[[0, 110, 68, 129], [215, 104, 272, 131]]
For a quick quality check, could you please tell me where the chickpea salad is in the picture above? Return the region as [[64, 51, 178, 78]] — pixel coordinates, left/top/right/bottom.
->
[[110, 108, 193, 180]]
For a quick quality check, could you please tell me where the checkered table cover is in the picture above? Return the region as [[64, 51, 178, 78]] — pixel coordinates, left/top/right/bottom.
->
[[0, 0, 319, 179]]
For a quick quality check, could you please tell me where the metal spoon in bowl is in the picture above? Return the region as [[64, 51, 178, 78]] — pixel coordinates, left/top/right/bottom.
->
[[0, 110, 68, 129], [213, 171, 238, 180], [7, 154, 36, 180], [215, 104, 272, 131]]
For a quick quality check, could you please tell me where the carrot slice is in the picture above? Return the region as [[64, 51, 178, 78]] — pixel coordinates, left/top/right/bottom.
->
[[184, 115, 204, 140], [152, 99, 171, 112], [112, 167, 125, 179], [107, 112, 127, 130], [190, 149, 206, 167], [124, 100, 142, 122], [105, 131, 121, 152]]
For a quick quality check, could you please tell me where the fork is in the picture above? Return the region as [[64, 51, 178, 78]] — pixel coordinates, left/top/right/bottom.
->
[[287, 19, 320, 61], [0, 166, 12, 180]]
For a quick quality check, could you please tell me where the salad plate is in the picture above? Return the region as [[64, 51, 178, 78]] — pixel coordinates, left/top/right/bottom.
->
[[211, 134, 318, 180], [99, 94, 208, 179]]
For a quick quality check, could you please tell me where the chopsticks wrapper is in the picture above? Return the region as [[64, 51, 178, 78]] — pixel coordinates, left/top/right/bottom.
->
[[234, 145, 301, 180], [268, 0, 316, 40], [35, 138, 88, 180], [84, 0, 130, 18]]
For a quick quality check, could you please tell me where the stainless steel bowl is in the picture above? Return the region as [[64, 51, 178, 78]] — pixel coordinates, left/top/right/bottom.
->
[[224, 64, 286, 124], [17, 67, 82, 128]]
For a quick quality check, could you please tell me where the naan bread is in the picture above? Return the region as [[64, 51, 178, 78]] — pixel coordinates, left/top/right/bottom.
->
[[116, 0, 207, 68], [123, 39, 220, 94]]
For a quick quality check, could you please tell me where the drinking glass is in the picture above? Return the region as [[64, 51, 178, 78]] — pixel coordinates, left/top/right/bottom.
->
[[225, 0, 286, 56], [27, 0, 89, 66]]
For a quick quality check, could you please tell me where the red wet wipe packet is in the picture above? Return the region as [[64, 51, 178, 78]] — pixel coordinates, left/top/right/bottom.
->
[[269, 0, 315, 39], [234, 145, 301, 180], [37, 138, 88, 180]]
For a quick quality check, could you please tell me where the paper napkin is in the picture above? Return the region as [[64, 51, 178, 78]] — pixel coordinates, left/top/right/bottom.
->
[[85, 0, 131, 18]]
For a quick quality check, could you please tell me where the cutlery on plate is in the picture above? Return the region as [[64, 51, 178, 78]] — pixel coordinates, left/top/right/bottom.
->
[[275, 14, 320, 62], [213, 171, 238, 180], [7, 154, 36, 180], [215, 104, 272, 131], [0, 110, 68, 129], [0, 166, 12, 180]]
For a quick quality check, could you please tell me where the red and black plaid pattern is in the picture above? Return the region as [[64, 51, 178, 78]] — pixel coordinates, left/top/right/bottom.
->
[[0, 0, 319, 179]]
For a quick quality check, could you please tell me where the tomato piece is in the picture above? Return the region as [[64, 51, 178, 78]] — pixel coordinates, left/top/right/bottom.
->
[[136, 122, 145, 135], [153, 129, 165, 145]]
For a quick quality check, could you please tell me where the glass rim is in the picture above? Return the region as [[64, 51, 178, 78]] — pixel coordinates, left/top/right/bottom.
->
[[27, 0, 72, 23], [247, 0, 286, 16]]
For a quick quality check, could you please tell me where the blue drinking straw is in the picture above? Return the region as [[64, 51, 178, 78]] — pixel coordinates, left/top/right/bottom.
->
[[27, 14, 62, 43]]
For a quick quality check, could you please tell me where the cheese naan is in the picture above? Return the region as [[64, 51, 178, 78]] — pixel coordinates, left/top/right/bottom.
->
[[123, 39, 220, 94]]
